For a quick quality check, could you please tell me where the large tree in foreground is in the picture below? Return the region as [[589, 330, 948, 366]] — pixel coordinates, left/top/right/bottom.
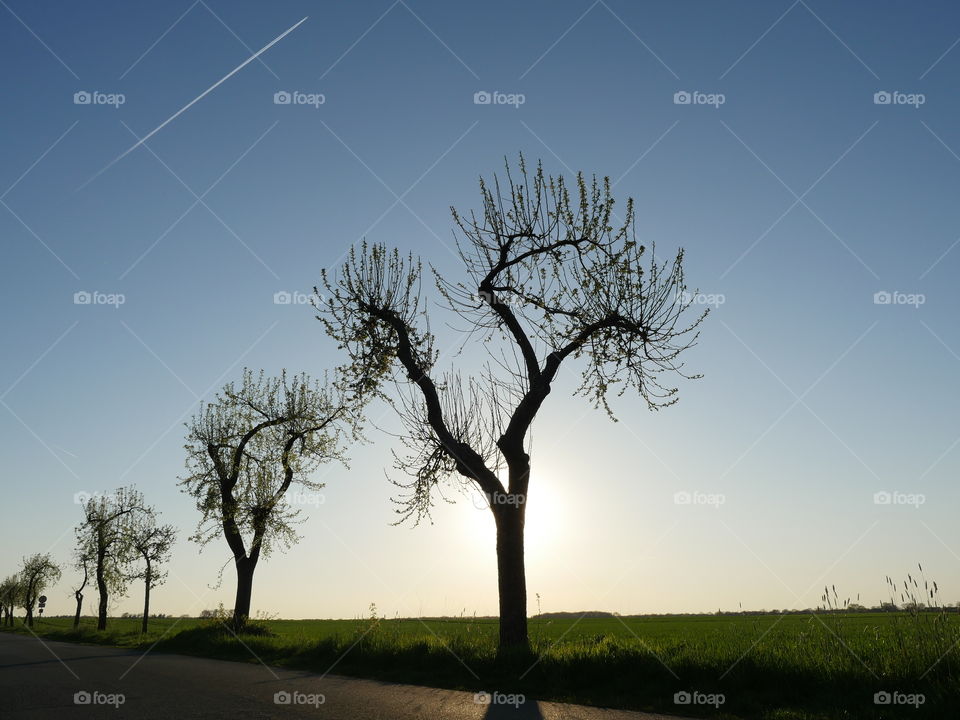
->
[[180, 369, 358, 629], [320, 157, 706, 650], [20, 554, 61, 627]]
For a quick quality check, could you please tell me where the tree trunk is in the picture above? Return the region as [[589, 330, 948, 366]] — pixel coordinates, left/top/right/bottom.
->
[[141, 561, 151, 634], [494, 504, 529, 651], [232, 556, 257, 629], [23, 578, 35, 627], [73, 592, 83, 629], [96, 550, 108, 631]]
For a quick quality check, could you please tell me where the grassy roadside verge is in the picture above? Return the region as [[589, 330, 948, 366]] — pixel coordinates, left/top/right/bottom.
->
[[2, 614, 957, 720]]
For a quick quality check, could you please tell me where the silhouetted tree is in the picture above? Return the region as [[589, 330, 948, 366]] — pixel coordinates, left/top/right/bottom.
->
[[127, 511, 176, 633], [20, 554, 61, 627], [320, 157, 705, 650], [0, 574, 22, 626], [180, 369, 359, 629], [71, 547, 93, 629], [75, 487, 145, 630]]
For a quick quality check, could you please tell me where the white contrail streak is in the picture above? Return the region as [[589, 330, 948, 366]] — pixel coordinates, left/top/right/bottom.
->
[[78, 16, 307, 191]]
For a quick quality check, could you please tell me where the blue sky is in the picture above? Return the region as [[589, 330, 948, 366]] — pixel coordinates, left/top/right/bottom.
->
[[2, 0, 960, 619]]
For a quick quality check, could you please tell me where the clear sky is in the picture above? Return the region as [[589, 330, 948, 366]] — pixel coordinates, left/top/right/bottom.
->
[[2, 0, 959, 620]]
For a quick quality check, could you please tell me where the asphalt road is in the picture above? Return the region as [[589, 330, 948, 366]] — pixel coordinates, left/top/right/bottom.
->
[[0, 632, 691, 720]]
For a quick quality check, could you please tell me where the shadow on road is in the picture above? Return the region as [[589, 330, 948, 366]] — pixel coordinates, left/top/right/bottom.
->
[[0, 653, 137, 669], [484, 700, 544, 718]]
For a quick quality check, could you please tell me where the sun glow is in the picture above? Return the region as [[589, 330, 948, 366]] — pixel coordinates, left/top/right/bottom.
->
[[456, 462, 568, 557]]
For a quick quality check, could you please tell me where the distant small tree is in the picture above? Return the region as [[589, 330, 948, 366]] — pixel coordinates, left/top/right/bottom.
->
[[71, 547, 94, 629], [180, 369, 360, 629], [126, 510, 176, 633], [320, 157, 705, 650], [20, 554, 61, 627], [75, 487, 146, 630], [0, 575, 22, 626]]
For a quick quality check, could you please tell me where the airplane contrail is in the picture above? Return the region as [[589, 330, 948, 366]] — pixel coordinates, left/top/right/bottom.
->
[[77, 16, 308, 191]]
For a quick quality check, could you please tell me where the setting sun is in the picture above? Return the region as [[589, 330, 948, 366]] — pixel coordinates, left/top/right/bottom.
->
[[3, 3, 959, 718]]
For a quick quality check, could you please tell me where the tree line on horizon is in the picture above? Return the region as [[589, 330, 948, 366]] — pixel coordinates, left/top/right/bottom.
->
[[3, 157, 708, 652]]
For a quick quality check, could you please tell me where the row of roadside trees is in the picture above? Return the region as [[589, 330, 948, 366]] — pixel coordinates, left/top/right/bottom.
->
[[3, 490, 175, 633], [3, 158, 706, 652], [1, 555, 60, 628], [74, 487, 176, 633], [174, 157, 706, 650]]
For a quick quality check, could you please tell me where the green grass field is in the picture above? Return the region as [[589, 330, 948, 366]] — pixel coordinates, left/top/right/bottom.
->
[[4, 611, 958, 719]]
